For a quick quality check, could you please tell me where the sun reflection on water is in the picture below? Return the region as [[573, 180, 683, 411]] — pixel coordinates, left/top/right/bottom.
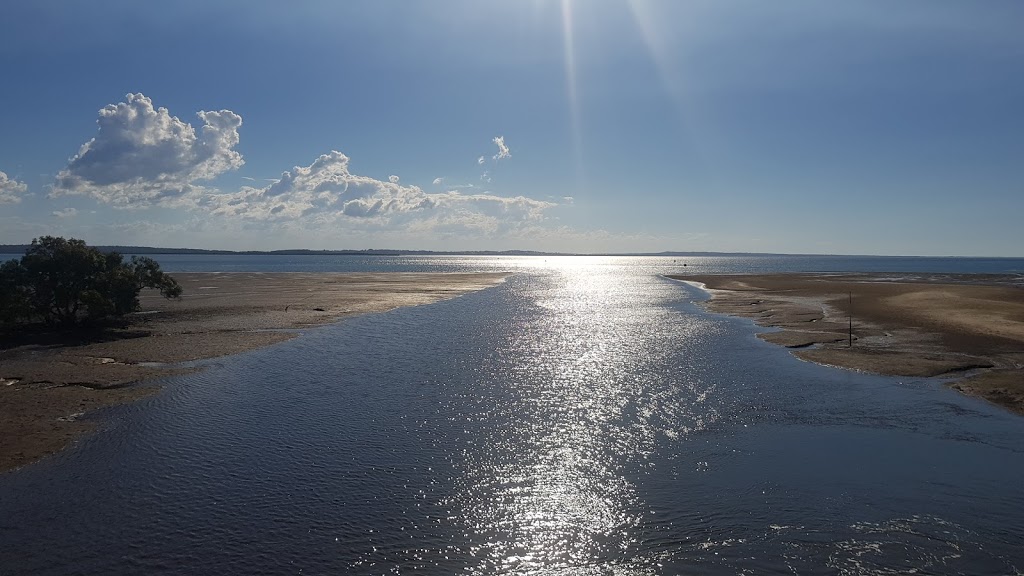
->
[[449, 260, 720, 574]]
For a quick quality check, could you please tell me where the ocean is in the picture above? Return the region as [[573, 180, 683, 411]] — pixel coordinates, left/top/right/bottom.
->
[[4, 252, 1024, 275], [1, 255, 1022, 574]]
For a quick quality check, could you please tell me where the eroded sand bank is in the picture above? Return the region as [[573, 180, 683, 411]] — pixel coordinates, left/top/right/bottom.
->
[[670, 273, 1024, 414], [0, 272, 509, 472]]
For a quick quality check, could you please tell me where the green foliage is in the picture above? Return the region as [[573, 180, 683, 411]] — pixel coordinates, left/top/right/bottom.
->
[[0, 259, 30, 325], [0, 236, 182, 327]]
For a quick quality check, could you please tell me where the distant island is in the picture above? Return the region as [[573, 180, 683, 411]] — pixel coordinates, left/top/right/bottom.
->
[[0, 244, 772, 257], [1, 245, 1003, 259]]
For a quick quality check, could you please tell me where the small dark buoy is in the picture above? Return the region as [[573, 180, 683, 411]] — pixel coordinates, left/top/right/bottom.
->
[[683, 263, 687, 267]]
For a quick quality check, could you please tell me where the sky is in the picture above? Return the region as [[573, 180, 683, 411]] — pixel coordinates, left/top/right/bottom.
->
[[1, 1, 1021, 256]]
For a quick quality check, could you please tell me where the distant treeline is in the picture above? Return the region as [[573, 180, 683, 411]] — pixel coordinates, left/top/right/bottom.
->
[[0, 245, 560, 257], [0, 245, 842, 257]]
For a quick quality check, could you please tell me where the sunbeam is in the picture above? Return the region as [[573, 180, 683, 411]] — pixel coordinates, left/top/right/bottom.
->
[[560, 0, 584, 186], [625, 0, 718, 175]]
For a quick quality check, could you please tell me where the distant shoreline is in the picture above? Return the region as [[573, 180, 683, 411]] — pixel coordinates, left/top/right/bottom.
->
[[5, 245, 1022, 259], [670, 273, 1024, 415], [0, 271, 509, 473]]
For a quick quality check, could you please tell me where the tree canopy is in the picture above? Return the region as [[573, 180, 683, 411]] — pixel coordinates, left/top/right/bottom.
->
[[0, 236, 181, 327]]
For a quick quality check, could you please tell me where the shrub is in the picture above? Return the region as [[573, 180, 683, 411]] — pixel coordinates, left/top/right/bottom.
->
[[0, 236, 182, 327]]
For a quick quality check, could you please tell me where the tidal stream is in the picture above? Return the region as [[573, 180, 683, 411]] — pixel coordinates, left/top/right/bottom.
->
[[1, 258, 1022, 574]]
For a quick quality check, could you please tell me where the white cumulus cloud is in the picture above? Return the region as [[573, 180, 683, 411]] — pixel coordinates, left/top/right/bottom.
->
[[204, 151, 435, 221], [203, 150, 554, 231], [51, 93, 243, 207], [43, 95, 563, 240], [0, 171, 28, 204], [492, 136, 511, 160]]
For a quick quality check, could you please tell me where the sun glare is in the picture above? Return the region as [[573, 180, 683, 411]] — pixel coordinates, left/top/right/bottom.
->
[[560, 0, 584, 187]]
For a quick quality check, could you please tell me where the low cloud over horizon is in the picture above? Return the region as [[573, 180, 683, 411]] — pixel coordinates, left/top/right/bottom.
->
[[18, 93, 573, 247]]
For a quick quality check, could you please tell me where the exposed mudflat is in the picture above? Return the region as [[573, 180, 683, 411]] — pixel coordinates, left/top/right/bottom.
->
[[672, 273, 1024, 414], [0, 272, 509, 472]]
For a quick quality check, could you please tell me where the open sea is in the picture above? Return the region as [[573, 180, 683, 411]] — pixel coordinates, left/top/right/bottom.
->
[[1, 255, 1023, 575]]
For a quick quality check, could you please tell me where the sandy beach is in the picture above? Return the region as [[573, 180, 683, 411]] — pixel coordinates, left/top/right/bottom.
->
[[672, 273, 1024, 414], [0, 272, 509, 472]]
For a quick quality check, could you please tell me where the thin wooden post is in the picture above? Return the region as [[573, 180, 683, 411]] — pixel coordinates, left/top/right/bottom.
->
[[848, 292, 853, 348]]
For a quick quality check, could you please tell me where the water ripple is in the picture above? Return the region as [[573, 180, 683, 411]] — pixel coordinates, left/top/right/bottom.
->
[[1, 261, 1023, 574]]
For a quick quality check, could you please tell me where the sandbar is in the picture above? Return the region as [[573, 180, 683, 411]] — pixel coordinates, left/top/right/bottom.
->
[[670, 273, 1024, 414], [0, 272, 509, 472]]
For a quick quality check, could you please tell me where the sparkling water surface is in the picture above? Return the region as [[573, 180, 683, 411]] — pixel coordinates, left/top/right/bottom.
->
[[1, 256, 1022, 575]]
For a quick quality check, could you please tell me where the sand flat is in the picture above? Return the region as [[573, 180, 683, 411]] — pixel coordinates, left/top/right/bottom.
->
[[0, 272, 509, 472], [886, 290, 1024, 342], [672, 273, 1024, 414]]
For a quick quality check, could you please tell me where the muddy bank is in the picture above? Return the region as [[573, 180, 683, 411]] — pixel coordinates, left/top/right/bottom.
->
[[670, 273, 1024, 414], [0, 272, 509, 472]]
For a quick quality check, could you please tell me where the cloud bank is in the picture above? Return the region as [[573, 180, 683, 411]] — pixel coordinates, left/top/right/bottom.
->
[[203, 151, 554, 234], [45, 94, 560, 237], [0, 171, 28, 204]]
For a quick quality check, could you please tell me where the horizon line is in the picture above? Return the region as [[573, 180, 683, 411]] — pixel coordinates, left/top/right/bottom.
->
[[1, 244, 1021, 260]]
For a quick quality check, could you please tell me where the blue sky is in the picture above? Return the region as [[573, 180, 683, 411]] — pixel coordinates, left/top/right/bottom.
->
[[1, 1, 1021, 255]]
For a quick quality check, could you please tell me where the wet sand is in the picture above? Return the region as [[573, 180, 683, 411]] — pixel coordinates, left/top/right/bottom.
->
[[671, 273, 1024, 414], [0, 272, 509, 472]]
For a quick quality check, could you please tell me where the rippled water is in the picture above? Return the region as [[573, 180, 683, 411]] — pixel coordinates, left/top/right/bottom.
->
[[2, 259, 1023, 574], [134, 253, 1024, 274]]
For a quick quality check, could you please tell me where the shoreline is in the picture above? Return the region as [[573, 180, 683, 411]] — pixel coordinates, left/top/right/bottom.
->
[[670, 273, 1024, 414], [0, 272, 509, 473]]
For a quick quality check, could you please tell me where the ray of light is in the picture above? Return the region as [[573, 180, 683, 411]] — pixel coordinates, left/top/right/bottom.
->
[[625, 0, 717, 167], [561, 0, 584, 186], [626, 0, 684, 97]]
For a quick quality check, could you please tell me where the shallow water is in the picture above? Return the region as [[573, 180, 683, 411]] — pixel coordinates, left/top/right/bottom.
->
[[1, 258, 1023, 574], [131, 253, 1024, 275]]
